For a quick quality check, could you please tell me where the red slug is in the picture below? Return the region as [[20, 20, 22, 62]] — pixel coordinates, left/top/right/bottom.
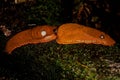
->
[[5, 23, 116, 54], [5, 25, 57, 54], [56, 23, 115, 46]]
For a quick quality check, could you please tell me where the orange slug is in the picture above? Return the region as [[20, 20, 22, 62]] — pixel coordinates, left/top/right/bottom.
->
[[5, 25, 57, 54], [56, 23, 116, 46], [5, 23, 116, 54]]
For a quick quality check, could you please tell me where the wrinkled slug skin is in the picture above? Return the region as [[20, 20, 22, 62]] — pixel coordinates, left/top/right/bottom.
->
[[5, 25, 57, 54], [56, 23, 115, 46]]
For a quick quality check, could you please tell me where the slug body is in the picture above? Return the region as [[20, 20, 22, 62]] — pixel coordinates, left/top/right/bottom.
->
[[5, 23, 116, 54], [56, 23, 115, 46], [5, 25, 57, 54]]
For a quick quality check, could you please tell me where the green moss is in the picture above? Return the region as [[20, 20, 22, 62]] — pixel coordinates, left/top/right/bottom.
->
[[0, 0, 120, 80], [26, 0, 63, 26], [0, 41, 119, 80]]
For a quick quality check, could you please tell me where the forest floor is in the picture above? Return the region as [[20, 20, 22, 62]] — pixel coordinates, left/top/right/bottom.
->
[[0, 1, 120, 80]]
